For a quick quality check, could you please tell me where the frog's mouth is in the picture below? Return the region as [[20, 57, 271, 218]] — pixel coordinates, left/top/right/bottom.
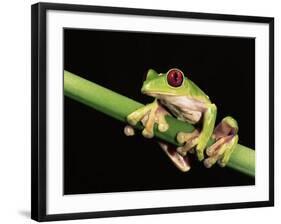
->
[[158, 142, 191, 172], [142, 91, 178, 98]]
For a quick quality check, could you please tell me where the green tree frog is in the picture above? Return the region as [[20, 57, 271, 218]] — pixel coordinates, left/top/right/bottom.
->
[[124, 68, 238, 172]]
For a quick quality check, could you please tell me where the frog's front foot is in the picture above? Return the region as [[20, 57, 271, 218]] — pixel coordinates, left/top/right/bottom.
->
[[204, 116, 239, 168], [176, 129, 200, 156], [124, 100, 170, 138]]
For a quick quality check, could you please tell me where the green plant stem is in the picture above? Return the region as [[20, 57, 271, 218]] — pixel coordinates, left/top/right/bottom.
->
[[64, 70, 255, 177]]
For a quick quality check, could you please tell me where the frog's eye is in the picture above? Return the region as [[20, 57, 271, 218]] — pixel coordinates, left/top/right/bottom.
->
[[167, 69, 184, 87]]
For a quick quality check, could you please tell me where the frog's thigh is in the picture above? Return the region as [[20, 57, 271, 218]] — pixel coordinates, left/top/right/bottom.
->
[[204, 116, 238, 168]]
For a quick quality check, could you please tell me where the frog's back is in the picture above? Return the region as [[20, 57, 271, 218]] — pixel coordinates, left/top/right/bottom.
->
[[186, 79, 211, 103]]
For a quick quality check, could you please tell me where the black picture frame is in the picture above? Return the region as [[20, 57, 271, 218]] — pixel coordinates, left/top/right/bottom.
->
[[31, 2, 274, 222]]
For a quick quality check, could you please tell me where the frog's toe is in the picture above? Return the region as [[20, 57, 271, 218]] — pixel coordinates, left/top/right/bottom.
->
[[124, 125, 135, 136], [204, 157, 218, 168], [157, 113, 169, 132], [176, 132, 187, 144], [196, 150, 205, 162], [127, 115, 138, 126], [158, 123, 169, 132], [142, 128, 154, 138]]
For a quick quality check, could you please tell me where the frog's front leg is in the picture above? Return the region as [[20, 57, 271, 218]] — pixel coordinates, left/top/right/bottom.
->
[[204, 116, 239, 168], [125, 100, 169, 138], [196, 103, 217, 161], [176, 103, 217, 161]]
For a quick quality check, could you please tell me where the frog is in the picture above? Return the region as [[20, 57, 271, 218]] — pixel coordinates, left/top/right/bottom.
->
[[124, 68, 238, 172]]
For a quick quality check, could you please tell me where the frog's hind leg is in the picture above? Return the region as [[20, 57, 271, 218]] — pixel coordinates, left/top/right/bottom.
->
[[204, 116, 239, 168], [159, 142, 191, 172]]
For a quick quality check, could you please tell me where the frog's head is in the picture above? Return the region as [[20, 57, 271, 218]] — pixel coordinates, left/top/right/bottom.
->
[[141, 68, 189, 97]]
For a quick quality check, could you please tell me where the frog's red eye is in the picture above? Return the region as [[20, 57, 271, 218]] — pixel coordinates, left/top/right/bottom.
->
[[167, 69, 184, 87]]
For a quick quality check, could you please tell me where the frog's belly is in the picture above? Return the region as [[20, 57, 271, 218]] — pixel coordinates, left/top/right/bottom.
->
[[159, 96, 206, 124], [164, 103, 202, 124]]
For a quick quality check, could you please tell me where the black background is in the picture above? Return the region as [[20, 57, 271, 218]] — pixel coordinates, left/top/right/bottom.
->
[[64, 28, 255, 195]]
